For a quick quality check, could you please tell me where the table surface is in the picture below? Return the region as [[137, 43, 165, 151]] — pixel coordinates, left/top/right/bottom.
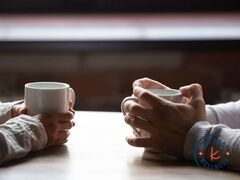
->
[[0, 111, 239, 179]]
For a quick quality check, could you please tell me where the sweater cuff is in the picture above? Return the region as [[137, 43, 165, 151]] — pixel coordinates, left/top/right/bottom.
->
[[184, 121, 211, 160], [8, 114, 48, 151], [0, 100, 24, 124]]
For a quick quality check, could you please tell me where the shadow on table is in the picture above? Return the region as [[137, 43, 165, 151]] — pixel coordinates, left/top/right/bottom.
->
[[134, 156, 194, 168], [129, 155, 240, 174], [0, 145, 69, 168]]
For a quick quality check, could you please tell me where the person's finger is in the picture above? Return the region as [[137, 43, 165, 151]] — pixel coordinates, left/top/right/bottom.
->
[[58, 131, 70, 140], [70, 108, 75, 115], [125, 114, 155, 133], [55, 111, 74, 122], [126, 136, 152, 147], [19, 106, 28, 115], [133, 77, 169, 89], [59, 121, 74, 131], [123, 100, 154, 121], [133, 86, 172, 110], [55, 139, 68, 145], [179, 84, 205, 109], [133, 129, 141, 137], [121, 96, 139, 115]]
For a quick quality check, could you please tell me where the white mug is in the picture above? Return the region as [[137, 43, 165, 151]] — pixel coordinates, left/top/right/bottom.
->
[[24, 82, 75, 116], [146, 88, 182, 103]]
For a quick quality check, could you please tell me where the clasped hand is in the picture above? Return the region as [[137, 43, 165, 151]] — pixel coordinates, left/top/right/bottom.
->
[[11, 101, 75, 147], [122, 78, 206, 158]]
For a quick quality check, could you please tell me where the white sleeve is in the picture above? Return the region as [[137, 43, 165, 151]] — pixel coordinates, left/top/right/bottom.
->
[[206, 100, 240, 129], [0, 100, 24, 124], [0, 114, 48, 165], [184, 121, 240, 171]]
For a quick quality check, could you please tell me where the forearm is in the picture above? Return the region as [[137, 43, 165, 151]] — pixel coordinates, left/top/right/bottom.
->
[[184, 121, 240, 171], [0, 115, 47, 165], [206, 100, 240, 129]]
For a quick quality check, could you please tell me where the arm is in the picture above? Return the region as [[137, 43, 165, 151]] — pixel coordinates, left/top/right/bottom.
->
[[0, 115, 47, 164], [206, 101, 240, 129], [0, 108, 74, 165], [0, 111, 75, 165], [122, 78, 240, 171], [184, 121, 240, 171]]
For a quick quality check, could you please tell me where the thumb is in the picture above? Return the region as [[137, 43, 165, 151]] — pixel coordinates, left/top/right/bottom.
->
[[179, 84, 204, 108], [19, 107, 28, 115]]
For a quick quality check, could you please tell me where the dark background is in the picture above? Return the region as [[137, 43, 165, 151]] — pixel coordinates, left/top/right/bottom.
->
[[0, 0, 240, 13], [0, 1, 240, 111]]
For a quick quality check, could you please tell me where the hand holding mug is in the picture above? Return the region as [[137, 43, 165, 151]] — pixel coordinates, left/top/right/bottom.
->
[[24, 82, 76, 147], [36, 111, 75, 147], [122, 78, 206, 158]]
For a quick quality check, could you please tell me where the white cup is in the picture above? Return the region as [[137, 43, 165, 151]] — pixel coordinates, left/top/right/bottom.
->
[[24, 82, 75, 116], [121, 88, 182, 117], [146, 88, 182, 103]]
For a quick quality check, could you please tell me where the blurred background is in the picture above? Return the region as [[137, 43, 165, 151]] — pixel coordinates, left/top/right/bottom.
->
[[0, 1, 240, 111]]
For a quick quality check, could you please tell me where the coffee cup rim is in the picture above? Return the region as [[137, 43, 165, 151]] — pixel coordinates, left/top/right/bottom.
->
[[25, 82, 70, 90], [146, 88, 181, 96]]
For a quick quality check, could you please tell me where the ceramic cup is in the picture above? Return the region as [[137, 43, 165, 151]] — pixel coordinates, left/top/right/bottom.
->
[[25, 82, 75, 116]]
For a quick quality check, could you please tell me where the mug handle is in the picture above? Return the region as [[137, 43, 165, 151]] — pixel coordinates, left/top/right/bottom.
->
[[69, 88, 75, 109]]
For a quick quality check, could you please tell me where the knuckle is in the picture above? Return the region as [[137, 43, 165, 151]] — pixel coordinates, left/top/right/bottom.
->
[[191, 83, 202, 91], [194, 97, 205, 106], [142, 77, 150, 81], [139, 91, 150, 100]]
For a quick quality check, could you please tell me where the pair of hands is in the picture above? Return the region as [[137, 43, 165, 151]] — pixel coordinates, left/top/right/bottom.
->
[[11, 103, 75, 147], [122, 78, 207, 158]]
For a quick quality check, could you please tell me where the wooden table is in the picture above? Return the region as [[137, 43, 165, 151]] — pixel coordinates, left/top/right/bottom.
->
[[0, 111, 239, 179]]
